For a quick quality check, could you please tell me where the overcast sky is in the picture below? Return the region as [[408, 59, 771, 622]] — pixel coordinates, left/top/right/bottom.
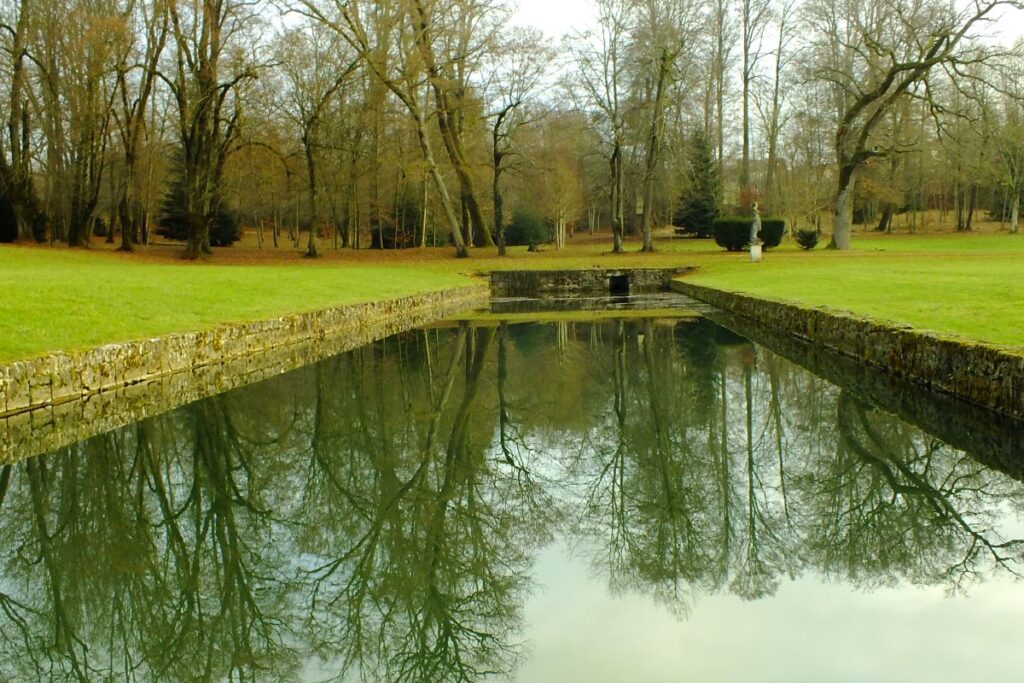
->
[[510, 0, 1024, 44], [510, 0, 596, 38]]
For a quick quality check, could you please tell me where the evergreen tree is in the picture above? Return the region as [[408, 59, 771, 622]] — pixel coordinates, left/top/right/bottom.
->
[[156, 175, 240, 247], [673, 130, 720, 237], [505, 207, 549, 246]]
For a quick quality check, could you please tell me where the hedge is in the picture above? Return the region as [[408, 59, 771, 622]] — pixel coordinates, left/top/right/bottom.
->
[[760, 218, 785, 248], [713, 215, 786, 251]]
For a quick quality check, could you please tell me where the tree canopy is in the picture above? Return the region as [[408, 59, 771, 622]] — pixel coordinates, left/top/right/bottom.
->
[[0, 0, 1022, 256]]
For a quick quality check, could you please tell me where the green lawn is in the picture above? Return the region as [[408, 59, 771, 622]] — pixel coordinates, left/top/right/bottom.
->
[[0, 247, 475, 363], [3, 231, 1023, 363], [679, 233, 1024, 349]]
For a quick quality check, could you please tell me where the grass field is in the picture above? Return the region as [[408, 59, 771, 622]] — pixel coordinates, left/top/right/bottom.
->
[[681, 232, 1024, 349], [0, 246, 472, 363], [2, 226, 1023, 363]]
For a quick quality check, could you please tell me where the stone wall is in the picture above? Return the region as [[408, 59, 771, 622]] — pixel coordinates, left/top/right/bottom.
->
[[673, 280, 1024, 420], [1, 284, 489, 463], [489, 267, 694, 298]]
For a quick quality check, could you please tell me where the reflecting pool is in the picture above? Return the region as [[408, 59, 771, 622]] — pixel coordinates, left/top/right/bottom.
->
[[1, 316, 1023, 681]]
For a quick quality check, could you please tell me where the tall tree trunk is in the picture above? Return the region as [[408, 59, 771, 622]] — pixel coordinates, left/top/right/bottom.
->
[[304, 133, 319, 258], [106, 169, 117, 244], [493, 154, 506, 257], [875, 205, 892, 233], [610, 141, 624, 253], [965, 184, 976, 231], [764, 10, 789, 208], [830, 164, 855, 250], [713, 0, 727, 165], [640, 48, 672, 253], [955, 181, 964, 231], [1011, 190, 1020, 234], [412, 107, 468, 257], [410, 0, 492, 248], [740, 0, 760, 193]]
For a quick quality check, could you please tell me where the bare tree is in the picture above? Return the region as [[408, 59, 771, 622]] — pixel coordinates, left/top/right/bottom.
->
[[706, 0, 735, 165], [995, 55, 1024, 233], [409, 0, 501, 248], [482, 28, 550, 256], [274, 23, 357, 258], [163, 0, 259, 258], [754, 0, 796, 209], [738, 0, 771, 194], [802, 0, 1023, 249], [295, 0, 473, 257], [111, 0, 168, 252], [0, 0, 40, 241], [572, 0, 634, 253], [634, 0, 701, 252], [30, 0, 121, 246]]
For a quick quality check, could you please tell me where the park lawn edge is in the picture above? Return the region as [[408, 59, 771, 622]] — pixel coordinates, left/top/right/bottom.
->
[[5, 231, 1024, 362], [673, 275, 1024, 357]]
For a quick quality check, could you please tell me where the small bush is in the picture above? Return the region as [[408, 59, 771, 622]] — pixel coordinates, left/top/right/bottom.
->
[[796, 229, 819, 250], [759, 218, 785, 249], [505, 208, 548, 246], [713, 216, 752, 251]]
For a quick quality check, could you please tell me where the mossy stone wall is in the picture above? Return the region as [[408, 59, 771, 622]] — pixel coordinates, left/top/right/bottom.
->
[[673, 280, 1024, 419], [1, 284, 489, 462], [490, 267, 694, 297]]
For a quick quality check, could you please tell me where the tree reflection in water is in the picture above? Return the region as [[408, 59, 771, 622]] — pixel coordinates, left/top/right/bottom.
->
[[0, 318, 1021, 681]]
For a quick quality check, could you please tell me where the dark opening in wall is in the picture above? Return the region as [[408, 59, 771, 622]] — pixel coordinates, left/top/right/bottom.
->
[[609, 274, 630, 296]]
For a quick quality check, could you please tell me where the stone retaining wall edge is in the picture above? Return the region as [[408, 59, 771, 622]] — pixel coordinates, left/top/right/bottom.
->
[[673, 280, 1024, 419], [0, 283, 489, 424]]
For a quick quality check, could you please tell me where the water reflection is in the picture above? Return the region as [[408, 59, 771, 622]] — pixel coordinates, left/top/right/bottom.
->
[[1, 319, 1022, 681]]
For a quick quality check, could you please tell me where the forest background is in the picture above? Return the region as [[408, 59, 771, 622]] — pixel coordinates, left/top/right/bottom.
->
[[2, 0, 1024, 257]]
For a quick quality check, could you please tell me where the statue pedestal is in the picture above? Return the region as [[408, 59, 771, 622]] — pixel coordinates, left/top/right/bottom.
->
[[749, 244, 762, 263]]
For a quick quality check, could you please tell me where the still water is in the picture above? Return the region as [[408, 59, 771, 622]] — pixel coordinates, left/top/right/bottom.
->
[[2, 316, 1023, 682]]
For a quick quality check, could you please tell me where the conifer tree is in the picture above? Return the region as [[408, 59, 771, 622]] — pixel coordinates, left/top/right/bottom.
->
[[673, 130, 720, 237]]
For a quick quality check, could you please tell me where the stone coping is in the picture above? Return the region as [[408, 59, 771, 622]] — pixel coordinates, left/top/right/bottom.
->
[[1, 284, 489, 463], [488, 267, 693, 297], [673, 280, 1024, 420]]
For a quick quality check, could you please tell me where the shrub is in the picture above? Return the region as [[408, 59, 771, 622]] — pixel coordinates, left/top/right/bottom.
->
[[713, 216, 752, 251], [796, 229, 819, 250], [759, 218, 785, 249], [505, 207, 548, 246]]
